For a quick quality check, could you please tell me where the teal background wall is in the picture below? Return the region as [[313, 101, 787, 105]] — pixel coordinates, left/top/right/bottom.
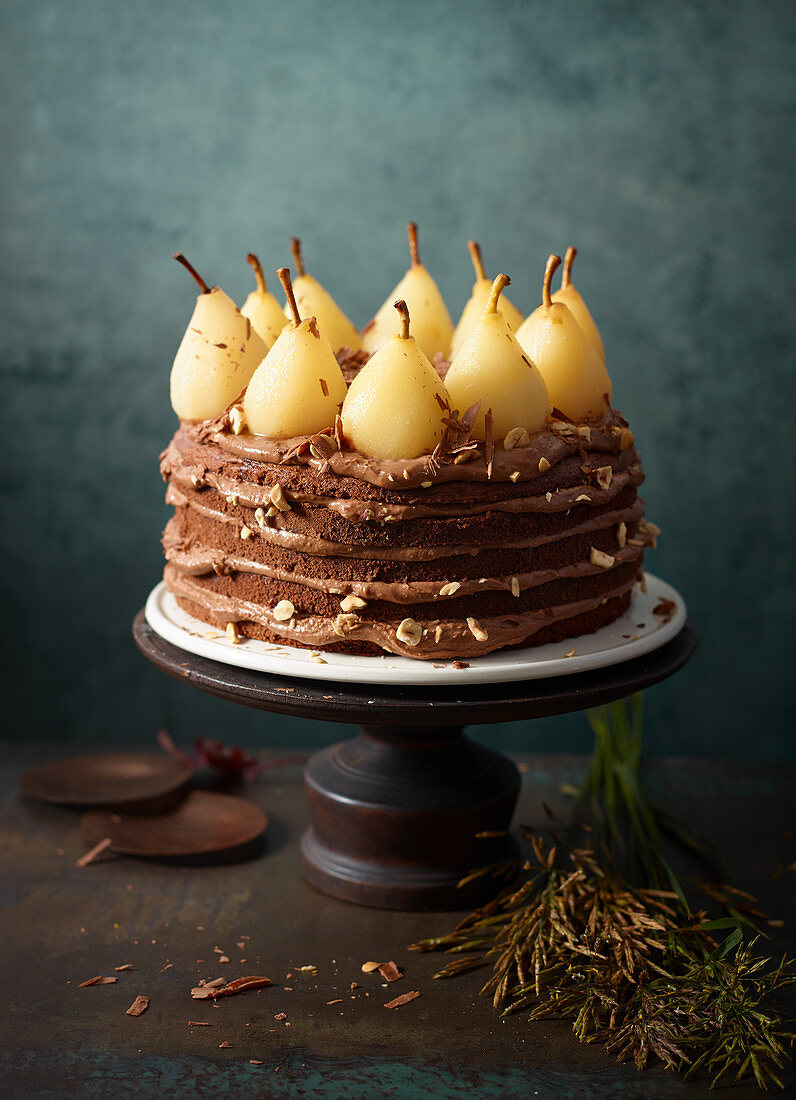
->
[[2, 0, 794, 757]]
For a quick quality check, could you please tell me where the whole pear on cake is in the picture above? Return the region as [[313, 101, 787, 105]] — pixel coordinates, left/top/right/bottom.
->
[[283, 237, 361, 352], [551, 246, 605, 359], [170, 253, 267, 421], [515, 255, 612, 422], [342, 300, 450, 460], [450, 241, 524, 358], [362, 222, 453, 361], [240, 253, 289, 348], [445, 274, 549, 440], [243, 268, 347, 439]]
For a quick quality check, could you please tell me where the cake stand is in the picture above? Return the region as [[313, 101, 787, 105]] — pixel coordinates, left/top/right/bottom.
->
[[133, 579, 697, 911]]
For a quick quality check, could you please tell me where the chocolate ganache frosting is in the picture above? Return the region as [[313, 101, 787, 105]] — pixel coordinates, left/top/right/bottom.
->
[[160, 391, 656, 660]]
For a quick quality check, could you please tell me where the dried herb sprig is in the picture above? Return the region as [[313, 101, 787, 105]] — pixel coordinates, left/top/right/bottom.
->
[[411, 697, 795, 1089]]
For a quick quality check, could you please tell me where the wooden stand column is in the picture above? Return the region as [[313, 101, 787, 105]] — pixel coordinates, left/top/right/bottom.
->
[[301, 723, 520, 910]]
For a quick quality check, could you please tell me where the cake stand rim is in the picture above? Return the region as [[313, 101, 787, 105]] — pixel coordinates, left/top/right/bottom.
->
[[133, 610, 698, 728]]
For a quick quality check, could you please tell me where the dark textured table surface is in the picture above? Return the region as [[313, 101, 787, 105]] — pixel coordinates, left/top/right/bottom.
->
[[2, 742, 794, 1100]]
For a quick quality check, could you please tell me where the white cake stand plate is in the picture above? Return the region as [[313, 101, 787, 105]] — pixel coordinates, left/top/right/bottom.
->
[[144, 573, 686, 687]]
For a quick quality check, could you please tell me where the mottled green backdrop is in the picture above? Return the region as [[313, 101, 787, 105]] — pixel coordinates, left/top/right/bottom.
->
[[2, 0, 794, 756]]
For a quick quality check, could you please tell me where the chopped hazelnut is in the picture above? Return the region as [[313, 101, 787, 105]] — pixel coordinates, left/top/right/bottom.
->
[[229, 406, 246, 435], [273, 600, 295, 622], [590, 547, 615, 569], [340, 595, 367, 612], [503, 427, 530, 450], [617, 521, 627, 548], [396, 618, 423, 647], [269, 483, 291, 512], [509, 471, 521, 482], [594, 466, 613, 490], [510, 576, 520, 598], [239, 525, 252, 540], [225, 622, 240, 644], [439, 582, 461, 597], [466, 617, 489, 642], [538, 456, 551, 473]]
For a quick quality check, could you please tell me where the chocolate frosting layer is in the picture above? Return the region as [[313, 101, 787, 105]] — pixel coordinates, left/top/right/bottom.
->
[[165, 563, 639, 660]]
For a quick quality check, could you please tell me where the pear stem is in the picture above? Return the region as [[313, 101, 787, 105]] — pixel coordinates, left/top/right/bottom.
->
[[247, 253, 267, 294], [407, 222, 421, 267], [468, 240, 486, 281], [174, 253, 211, 294], [486, 274, 511, 313], [290, 237, 306, 278], [543, 254, 562, 309], [278, 267, 302, 326], [562, 246, 577, 289], [394, 299, 411, 339]]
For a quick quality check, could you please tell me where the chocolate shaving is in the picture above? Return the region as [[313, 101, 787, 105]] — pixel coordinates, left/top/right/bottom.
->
[[452, 660, 470, 670], [218, 1041, 232, 1049], [79, 975, 117, 987], [377, 961, 403, 983], [319, 377, 329, 397], [326, 999, 342, 1005], [484, 409, 495, 479], [193, 976, 271, 1000], [114, 964, 133, 972], [76, 836, 112, 867], [126, 995, 149, 1016], [334, 414, 346, 451], [188, 1020, 212, 1026], [384, 990, 421, 1009], [653, 599, 676, 621]]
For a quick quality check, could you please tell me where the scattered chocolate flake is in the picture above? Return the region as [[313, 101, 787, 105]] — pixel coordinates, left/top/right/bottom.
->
[[384, 990, 421, 1009], [218, 1041, 232, 1049], [76, 837, 113, 867], [114, 964, 133, 972], [326, 999, 342, 1005], [274, 1012, 287, 1021], [249, 1060, 263, 1065], [319, 377, 329, 397], [219, 956, 230, 964], [188, 1020, 211, 1026], [377, 961, 403, 983], [160, 963, 173, 973], [452, 660, 469, 670], [126, 995, 150, 1016], [652, 598, 677, 620], [192, 976, 271, 1000], [334, 413, 346, 450], [79, 975, 117, 987], [483, 409, 495, 479], [350, 982, 359, 990]]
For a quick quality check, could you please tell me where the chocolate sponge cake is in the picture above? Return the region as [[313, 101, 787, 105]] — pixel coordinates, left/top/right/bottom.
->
[[160, 401, 655, 660]]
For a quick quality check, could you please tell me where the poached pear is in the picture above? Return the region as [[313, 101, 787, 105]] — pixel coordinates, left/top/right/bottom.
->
[[445, 274, 549, 441], [551, 246, 605, 359], [283, 237, 362, 352], [342, 300, 450, 460], [240, 252, 289, 348], [243, 267, 347, 439], [170, 253, 267, 421], [450, 241, 524, 358], [515, 255, 612, 422], [361, 222, 453, 361]]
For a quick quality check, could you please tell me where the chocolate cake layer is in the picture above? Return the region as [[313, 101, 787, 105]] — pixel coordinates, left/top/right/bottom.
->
[[159, 408, 654, 659]]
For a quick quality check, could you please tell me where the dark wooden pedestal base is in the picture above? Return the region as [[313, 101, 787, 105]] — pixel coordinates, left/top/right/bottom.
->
[[301, 724, 520, 910], [133, 609, 698, 913]]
